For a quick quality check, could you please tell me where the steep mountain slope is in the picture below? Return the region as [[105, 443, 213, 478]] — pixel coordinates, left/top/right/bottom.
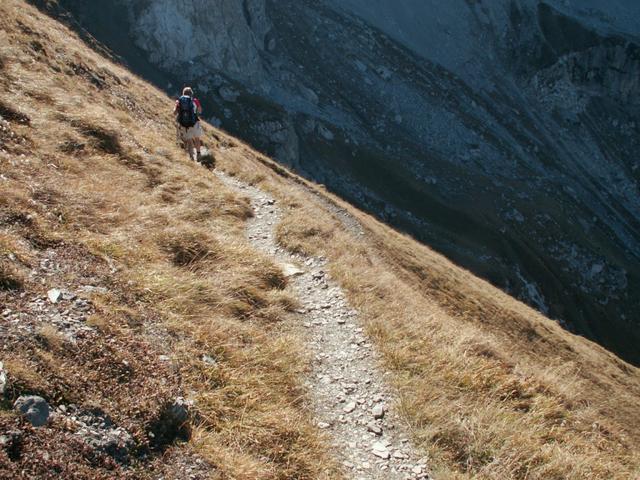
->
[[0, 3, 340, 478], [2, 1, 640, 479], [36, 0, 640, 365]]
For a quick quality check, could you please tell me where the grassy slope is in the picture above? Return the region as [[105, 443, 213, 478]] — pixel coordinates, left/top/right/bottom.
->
[[226, 149, 640, 478], [1, 1, 639, 479], [0, 2, 340, 478]]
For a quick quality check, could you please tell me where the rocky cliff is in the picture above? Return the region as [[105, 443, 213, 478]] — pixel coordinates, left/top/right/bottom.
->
[[131, 0, 269, 83], [36, 0, 640, 364]]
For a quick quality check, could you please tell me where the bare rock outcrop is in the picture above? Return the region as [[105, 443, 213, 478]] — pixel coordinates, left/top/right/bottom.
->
[[127, 0, 269, 85]]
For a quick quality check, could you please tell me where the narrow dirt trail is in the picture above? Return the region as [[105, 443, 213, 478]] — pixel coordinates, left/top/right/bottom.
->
[[217, 172, 431, 480]]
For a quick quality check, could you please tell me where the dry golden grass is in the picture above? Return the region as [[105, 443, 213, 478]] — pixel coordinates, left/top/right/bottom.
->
[[0, 2, 340, 478], [1, 356, 49, 400], [0, 260, 25, 291], [278, 193, 640, 478]]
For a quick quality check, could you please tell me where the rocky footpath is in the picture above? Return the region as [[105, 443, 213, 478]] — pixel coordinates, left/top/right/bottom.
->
[[217, 171, 431, 479]]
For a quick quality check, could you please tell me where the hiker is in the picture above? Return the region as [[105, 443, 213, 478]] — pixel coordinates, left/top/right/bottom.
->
[[174, 87, 203, 161]]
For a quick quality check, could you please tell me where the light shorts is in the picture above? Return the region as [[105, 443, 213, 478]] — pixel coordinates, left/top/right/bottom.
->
[[178, 121, 203, 141]]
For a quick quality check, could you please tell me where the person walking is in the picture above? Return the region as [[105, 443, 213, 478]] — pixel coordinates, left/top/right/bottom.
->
[[174, 87, 203, 161]]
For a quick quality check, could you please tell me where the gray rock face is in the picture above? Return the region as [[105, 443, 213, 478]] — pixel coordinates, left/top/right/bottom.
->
[[126, 0, 269, 85], [14, 396, 50, 427], [50, 0, 640, 364]]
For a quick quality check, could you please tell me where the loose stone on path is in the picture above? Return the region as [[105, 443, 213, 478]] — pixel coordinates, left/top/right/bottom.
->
[[281, 263, 305, 278], [343, 401, 357, 413]]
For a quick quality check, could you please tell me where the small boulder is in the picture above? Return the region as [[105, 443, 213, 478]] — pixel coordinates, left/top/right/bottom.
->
[[81, 427, 134, 463], [0, 430, 23, 461], [343, 401, 357, 413], [166, 398, 190, 425], [371, 442, 390, 459], [14, 396, 50, 427], [281, 263, 304, 278], [47, 288, 62, 304], [149, 397, 191, 450], [372, 403, 385, 419], [367, 422, 383, 436]]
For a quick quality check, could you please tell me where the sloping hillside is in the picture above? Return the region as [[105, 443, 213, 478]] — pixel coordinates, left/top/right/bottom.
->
[[33, 0, 640, 365], [1, 1, 639, 479]]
